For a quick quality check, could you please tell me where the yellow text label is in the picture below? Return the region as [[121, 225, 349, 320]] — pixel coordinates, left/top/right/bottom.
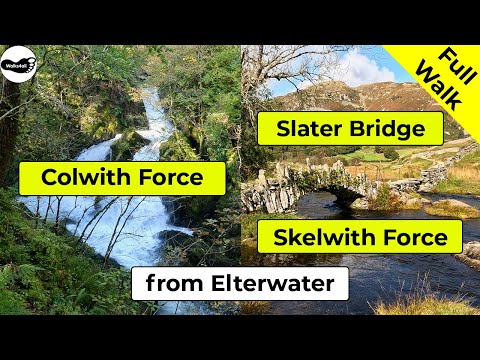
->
[[257, 111, 443, 146], [257, 220, 462, 254], [19, 161, 226, 196]]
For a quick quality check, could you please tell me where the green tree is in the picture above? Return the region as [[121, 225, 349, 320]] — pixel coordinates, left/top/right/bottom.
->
[[149, 45, 240, 180], [384, 147, 399, 160], [3, 45, 147, 185], [148, 46, 241, 267], [0, 46, 20, 186], [240, 45, 358, 180]]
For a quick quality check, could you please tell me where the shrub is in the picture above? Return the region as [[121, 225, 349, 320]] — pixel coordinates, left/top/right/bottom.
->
[[325, 156, 348, 167], [0, 189, 154, 315], [349, 156, 362, 166], [383, 147, 399, 160], [241, 126, 273, 180], [367, 183, 401, 210], [159, 131, 200, 161]]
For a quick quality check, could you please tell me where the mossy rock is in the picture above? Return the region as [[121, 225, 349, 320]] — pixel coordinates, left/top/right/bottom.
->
[[111, 129, 150, 161], [425, 199, 480, 219], [166, 194, 220, 228], [403, 198, 423, 210], [159, 131, 199, 161], [158, 230, 193, 247]]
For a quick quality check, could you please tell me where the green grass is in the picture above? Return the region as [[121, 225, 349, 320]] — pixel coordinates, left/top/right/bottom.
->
[[340, 150, 389, 162], [431, 138, 475, 151], [430, 152, 456, 161], [397, 148, 427, 158], [435, 177, 480, 195], [431, 149, 480, 195], [457, 149, 480, 168], [433, 150, 480, 195]]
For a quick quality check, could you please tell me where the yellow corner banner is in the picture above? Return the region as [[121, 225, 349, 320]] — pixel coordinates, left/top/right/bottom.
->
[[257, 219, 463, 254], [384, 45, 480, 142], [19, 161, 226, 196]]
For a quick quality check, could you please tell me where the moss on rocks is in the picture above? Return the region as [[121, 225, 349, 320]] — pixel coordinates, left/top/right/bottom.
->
[[159, 131, 199, 161], [425, 199, 480, 219], [111, 129, 150, 161]]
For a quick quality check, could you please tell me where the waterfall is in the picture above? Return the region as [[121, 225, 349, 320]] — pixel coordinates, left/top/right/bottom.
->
[[18, 88, 192, 269]]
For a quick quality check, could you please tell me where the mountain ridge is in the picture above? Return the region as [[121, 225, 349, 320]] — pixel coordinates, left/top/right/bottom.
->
[[271, 81, 466, 141]]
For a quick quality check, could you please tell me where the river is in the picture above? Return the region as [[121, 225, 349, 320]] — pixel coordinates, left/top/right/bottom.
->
[[18, 88, 192, 268], [270, 192, 480, 315]]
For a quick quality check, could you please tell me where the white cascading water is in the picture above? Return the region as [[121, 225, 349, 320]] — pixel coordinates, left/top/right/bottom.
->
[[18, 88, 192, 269]]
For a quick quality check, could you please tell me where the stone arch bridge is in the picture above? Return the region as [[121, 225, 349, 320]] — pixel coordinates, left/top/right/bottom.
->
[[241, 141, 480, 214], [241, 160, 380, 214]]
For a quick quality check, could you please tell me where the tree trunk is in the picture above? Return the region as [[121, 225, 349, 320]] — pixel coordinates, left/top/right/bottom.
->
[[0, 46, 21, 186]]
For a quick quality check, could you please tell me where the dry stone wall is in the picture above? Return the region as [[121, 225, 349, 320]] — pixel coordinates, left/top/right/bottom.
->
[[390, 142, 480, 192], [241, 142, 480, 214]]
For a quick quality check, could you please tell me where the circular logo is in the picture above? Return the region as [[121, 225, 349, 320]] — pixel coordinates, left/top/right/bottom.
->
[[1, 46, 37, 83]]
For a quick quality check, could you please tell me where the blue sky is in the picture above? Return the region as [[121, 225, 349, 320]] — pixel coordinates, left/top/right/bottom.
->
[[269, 45, 415, 97]]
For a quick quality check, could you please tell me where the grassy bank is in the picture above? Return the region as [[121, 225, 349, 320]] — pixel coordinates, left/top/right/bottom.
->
[[0, 189, 154, 315], [433, 149, 480, 195], [424, 199, 480, 219], [373, 275, 480, 315], [375, 294, 480, 315]]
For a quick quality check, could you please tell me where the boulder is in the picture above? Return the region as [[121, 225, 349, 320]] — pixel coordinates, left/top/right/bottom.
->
[[420, 197, 432, 205], [454, 241, 480, 271], [405, 197, 422, 210], [351, 198, 369, 210], [111, 129, 150, 161], [425, 199, 480, 219]]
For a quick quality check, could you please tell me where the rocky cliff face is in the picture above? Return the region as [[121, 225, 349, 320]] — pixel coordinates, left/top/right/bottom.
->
[[271, 81, 467, 141]]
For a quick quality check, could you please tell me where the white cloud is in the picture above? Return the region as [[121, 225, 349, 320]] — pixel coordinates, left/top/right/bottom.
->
[[334, 50, 395, 87], [266, 47, 397, 96]]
